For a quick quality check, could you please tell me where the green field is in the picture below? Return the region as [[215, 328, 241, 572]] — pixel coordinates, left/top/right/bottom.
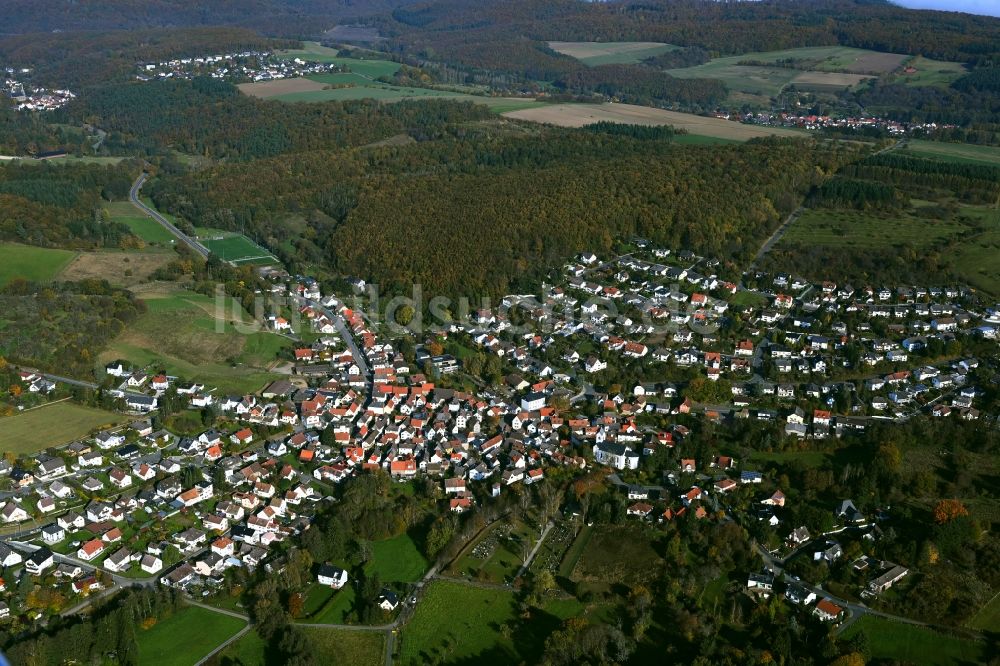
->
[[399, 580, 581, 665], [840, 616, 985, 665], [105, 201, 177, 245], [305, 585, 357, 624], [666, 46, 908, 103], [904, 140, 1000, 166], [271, 82, 534, 112], [136, 605, 245, 666], [779, 208, 970, 250], [13, 156, 126, 166], [367, 532, 429, 583], [0, 243, 76, 285], [548, 41, 679, 66], [277, 42, 402, 79], [99, 288, 290, 393], [219, 629, 269, 666], [948, 225, 1000, 296], [898, 56, 968, 87], [221, 626, 383, 666], [0, 402, 125, 454], [303, 628, 384, 666], [967, 592, 1000, 632]]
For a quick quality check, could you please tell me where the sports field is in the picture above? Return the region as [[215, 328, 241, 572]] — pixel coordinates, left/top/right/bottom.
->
[[0, 402, 126, 454], [0, 243, 76, 285], [195, 230, 278, 265], [548, 41, 678, 66], [503, 103, 804, 140]]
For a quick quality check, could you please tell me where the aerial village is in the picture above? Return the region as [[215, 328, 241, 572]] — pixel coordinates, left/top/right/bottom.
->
[[0, 239, 996, 629]]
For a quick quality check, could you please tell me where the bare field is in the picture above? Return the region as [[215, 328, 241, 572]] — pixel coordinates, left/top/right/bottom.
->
[[791, 71, 873, 88], [503, 103, 804, 140], [238, 78, 328, 99], [59, 251, 174, 285]]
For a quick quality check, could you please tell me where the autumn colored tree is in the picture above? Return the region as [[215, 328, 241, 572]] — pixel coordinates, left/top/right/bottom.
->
[[933, 499, 970, 524]]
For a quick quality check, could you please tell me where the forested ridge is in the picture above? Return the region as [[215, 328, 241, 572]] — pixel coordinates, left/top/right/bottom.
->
[[148, 124, 856, 298], [65, 79, 492, 159], [0, 161, 138, 248]]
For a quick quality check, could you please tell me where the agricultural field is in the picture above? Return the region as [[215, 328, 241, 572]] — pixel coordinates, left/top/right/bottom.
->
[[903, 140, 1000, 167], [237, 77, 328, 98], [57, 250, 175, 286], [99, 287, 290, 394], [548, 41, 678, 66], [897, 56, 968, 87], [840, 616, 985, 665], [195, 230, 278, 265], [276, 42, 402, 79], [105, 200, 177, 245], [135, 605, 246, 666], [366, 532, 429, 583], [0, 243, 76, 286], [503, 103, 804, 141], [666, 46, 908, 103], [0, 402, 126, 454]]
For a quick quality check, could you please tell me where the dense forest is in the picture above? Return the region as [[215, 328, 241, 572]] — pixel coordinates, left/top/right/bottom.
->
[[145, 115, 856, 298], [0, 280, 145, 376], [64, 79, 491, 159], [0, 161, 138, 248]]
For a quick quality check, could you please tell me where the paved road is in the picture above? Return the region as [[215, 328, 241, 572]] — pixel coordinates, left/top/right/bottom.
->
[[304, 297, 372, 380], [129, 173, 210, 259]]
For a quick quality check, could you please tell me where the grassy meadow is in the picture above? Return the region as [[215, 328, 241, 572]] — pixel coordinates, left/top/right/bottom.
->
[[105, 200, 177, 245], [366, 532, 429, 583], [0, 402, 126, 454], [903, 140, 1000, 166], [897, 56, 968, 87], [840, 616, 985, 665], [136, 605, 245, 666], [0, 243, 76, 285], [99, 288, 290, 394]]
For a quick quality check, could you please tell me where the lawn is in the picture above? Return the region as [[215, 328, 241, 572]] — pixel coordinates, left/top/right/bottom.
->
[[548, 41, 679, 66], [105, 201, 177, 245], [399, 580, 582, 665], [0, 243, 76, 285], [99, 288, 290, 393], [967, 592, 1000, 632], [840, 616, 985, 665], [367, 532, 429, 583], [898, 56, 967, 87], [398, 580, 519, 664], [136, 605, 245, 666], [0, 402, 125, 454], [219, 629, 269, 666], [305, 585, 357, 624], [573, 524, 662, 585], [302, 628, 384, 666], [904, 140, 1000, 167]]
